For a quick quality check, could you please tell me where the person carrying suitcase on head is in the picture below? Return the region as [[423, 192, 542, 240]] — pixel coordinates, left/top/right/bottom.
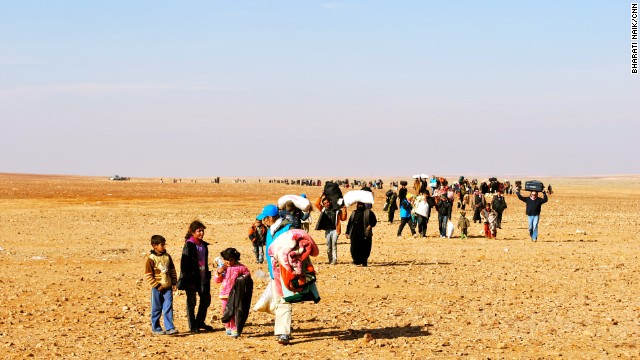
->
[[516, 188, 548, 242]]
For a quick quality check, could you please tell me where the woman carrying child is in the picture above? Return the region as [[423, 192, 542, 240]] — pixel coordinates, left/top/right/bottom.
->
[[214, 248, 251, 338]]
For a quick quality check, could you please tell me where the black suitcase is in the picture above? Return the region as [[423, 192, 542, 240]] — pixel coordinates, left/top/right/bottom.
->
[[524, 180, 544, 192], [323, 181, 344, 210]]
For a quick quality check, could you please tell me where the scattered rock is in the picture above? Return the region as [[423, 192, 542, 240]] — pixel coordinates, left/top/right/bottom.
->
[[363, 333, 373, 343]]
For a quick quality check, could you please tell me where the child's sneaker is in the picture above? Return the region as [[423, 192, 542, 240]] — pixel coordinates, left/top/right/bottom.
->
[[165, 329, 178, 335], [225, 329, 232, 336], [151, 329, 165, 335], [230, 330, 239, 338]]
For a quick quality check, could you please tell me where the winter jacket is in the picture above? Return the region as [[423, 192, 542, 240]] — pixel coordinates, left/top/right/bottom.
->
[[399, 198, 413, 218], [265, 218, 292, 279], [214, 263, 251, 298], [144, 250, 177, 290], [248, 223, 267, 245], [517, 192, 548, 216], [221, 275, 253, 335], [177, 239, 210, 292], [491, 195, 508, 212], [314, 196, 347, 234]]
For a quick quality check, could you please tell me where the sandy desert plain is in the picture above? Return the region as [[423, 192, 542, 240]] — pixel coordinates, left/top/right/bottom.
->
[[0, 173, 639, 359]]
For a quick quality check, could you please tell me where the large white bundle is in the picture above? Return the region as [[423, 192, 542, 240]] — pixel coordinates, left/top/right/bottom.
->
[[277, 194, 312, 211], [414, 198, 429, 217], [343, 190, 374, 206]]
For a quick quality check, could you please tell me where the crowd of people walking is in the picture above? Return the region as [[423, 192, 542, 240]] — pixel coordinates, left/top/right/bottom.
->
[[143, 176, 549, 345]]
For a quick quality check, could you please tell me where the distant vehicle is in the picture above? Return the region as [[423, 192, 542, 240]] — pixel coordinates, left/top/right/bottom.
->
[[109, 175, 130, 181]]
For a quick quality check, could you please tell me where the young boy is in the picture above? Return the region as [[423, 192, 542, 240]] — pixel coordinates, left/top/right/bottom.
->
[[144, 235, 178, 335], [457, 211, 470, 239], [248, 218, 268, 263]]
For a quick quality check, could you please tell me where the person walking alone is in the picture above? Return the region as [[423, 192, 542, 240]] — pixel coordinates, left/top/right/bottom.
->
[[516, 189, 548, 242]]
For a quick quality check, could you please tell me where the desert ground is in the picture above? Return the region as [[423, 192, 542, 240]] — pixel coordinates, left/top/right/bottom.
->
[[0, 174, 639, 359]]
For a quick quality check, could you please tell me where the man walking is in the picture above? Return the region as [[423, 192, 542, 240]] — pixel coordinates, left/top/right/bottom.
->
[[516, 190, 548, 241]]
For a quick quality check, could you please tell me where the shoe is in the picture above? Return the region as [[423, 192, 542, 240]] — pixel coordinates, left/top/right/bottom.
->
[[165, 329, 178, 335], [190, 328, 200, 333], [151, 330, 165, 335], [231, 330, 239, 338], [397, 236, 402, 239], [412, 234, 418, 238], [330, 260, 337, 265], [277, 334, 291, 345], [198, 324, 214, 331], [226, 329, 232, 336]]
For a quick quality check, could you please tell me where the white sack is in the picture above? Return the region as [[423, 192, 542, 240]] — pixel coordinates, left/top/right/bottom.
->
[[343, 190, 374, 206]]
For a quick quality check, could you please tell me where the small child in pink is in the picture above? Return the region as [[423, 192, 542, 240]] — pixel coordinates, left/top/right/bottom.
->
[[213, 248, 251, 337]]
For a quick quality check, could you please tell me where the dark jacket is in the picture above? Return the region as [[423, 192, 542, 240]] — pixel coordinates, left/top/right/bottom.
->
[[517, 192, 548, 216], [177, 240, 211, 292], [436, 198, 452, 217], [221, 275, 253, 335], [346, 207, 378, 238], [492, 195, 508, 212], [314, 196, 347, 234], [386, 190, 398, 211]]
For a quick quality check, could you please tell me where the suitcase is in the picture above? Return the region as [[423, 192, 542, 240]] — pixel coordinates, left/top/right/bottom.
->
[[323, 181, 344, 210], [524, 180, 544, 192]]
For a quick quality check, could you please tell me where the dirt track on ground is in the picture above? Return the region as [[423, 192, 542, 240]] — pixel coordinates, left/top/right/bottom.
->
[[0, 174, 639, 359]]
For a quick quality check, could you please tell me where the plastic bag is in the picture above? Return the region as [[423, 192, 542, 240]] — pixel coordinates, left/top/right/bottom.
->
[[446, 220, 454, 238], [253, 279, 278, 314]]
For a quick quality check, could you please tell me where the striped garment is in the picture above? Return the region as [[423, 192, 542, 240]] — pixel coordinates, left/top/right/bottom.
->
[[144, 251, 177, 289]]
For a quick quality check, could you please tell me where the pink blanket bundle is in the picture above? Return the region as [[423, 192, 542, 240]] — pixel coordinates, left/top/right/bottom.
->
[[270, 230, 319, 275]]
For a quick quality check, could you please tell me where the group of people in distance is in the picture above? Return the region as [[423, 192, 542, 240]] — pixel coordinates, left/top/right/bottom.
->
[[385, 176, 549, 241], [142, 177, 548, 345]]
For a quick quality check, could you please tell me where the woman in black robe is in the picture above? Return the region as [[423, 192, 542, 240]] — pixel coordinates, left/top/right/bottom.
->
[[346, 202, 377, 267]]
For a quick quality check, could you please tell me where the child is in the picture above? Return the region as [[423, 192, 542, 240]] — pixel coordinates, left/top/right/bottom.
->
[[397, 187, 417, 238], [248, 218, 267, 263], [144, 235, 178, 335], [457, 211, 470, 239], [214, 248, 251, 338], [177, 220, 214, 333], [480, 202, 498, 239]]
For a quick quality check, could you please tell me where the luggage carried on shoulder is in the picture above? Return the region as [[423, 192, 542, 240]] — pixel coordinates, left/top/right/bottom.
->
[[524, 180, 544, 192]]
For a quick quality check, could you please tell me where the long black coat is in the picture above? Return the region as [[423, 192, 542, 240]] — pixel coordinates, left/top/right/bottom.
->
[[177, 240, 211, 292], [221, 275, 253, 335]]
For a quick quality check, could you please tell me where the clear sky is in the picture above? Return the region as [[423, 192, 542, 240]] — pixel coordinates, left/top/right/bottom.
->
[[1, 1, 637, 178]]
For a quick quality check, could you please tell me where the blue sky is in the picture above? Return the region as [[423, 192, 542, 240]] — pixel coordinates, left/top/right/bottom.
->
[[1, 1, 637, 177]]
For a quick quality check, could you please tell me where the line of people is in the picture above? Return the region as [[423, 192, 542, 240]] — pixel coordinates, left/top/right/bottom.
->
[[384, 180, 548, 241]]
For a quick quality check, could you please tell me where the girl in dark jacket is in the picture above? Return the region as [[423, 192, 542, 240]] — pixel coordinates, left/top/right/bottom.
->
[[177, 220, 213, 333]]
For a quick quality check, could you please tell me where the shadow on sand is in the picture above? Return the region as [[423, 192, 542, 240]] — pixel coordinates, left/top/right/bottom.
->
[[290, 325, 430, 344], [368, 260, 451, 267]]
